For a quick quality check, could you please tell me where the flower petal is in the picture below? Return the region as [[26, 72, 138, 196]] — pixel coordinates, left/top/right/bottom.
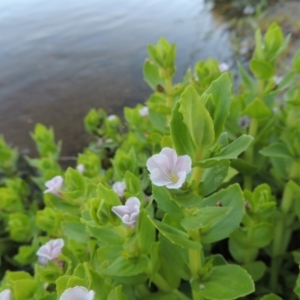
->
[[149, 168, 171, 186], [166, 171, 186, 189], [125, 197, 140, 210], [160, 147, 178, 168], [112, 205, 131, 219], [37, 239, 64, 262], [60, 286, 94, 300], [112, 181, 126, 197], [85, 291, 96, 300], [146, 153, 170, 173], [0, 289, 11, 300], [175, 155, 192, 174]]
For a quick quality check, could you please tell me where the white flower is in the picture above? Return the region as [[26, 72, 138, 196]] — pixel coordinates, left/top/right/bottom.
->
[[243, 5, 255, 15], [36, 238, 64, 265], [273, 75, 283, 85], [146, 147, 192, 189], [112, 181, 126, 197], [60, 286, 95, 300], [0, 289, 11, 300], [44, 175, 63, 196], [112, 197, 140, 226], [219, 63, 229, 73], [139, 106, 149, 117], [76, 164, 85, 173], [107, 115, 117, 121]]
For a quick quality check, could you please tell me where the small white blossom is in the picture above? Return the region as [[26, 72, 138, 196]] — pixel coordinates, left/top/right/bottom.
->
[[44, 175, 63, 196], [0, 289, 11, 300], [76, 164, 85, 173], [60, 286, 95, 300], [107, 115, 117, 121], [147, 147, 192, 189], [238, 115, 251, 129], [139, 106, 149, 117], [243, 5, 255, 15], [219, 63, 229, 73], [273, 75, 283, 85], [112, 181, 126, 197], [112, 197, 141, 226], [36, 238, 64, 265]]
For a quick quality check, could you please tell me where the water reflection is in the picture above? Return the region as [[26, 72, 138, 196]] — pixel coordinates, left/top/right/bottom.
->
[[0, 0, 232, 155]]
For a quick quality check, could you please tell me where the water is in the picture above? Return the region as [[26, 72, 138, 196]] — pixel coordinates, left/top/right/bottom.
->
[[0, 0, 232, 156]]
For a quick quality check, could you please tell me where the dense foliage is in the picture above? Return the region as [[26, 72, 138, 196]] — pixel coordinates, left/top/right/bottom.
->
[[0, 23, 300, 300]]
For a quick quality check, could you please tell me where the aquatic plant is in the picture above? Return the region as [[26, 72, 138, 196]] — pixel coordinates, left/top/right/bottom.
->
[[0, 22, 300, 299]]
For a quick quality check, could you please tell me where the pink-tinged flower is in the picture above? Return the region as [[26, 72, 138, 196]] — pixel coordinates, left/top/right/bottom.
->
[[112, 197, 140, 226], [112, 181, 126, 197], [0, 289, 11, 300], [36, 238, 64, 265], [76, 164, 85, 173], [219, 63, 229, 73], [146, 147, 192, 189], [60, 286, 95, 300], [44, 175, 63, 196], [139, 106, 149, 117]]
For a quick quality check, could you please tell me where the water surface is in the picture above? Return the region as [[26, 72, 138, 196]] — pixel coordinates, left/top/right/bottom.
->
[[0, 0, 232, 156]]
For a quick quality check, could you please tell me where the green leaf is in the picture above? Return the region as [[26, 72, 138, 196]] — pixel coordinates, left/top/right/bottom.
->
[[143, 60, 165, 90], [294, 267, 300, 298], [293, 49, 300, 73], [14, 279, 38, 300], [108, 285, 128, 300], [243, 98, 272, 118], [65, 167, 86, 198], [61, 222, 88, 243], [198, 135, 253, 167], [260, 142, 294, 159], [260, 293, 283, 300], [160, 235, 191, 281], [201, 184, 245, 244], [30, 123, 60, 159], [180, 206, 232, 231], [147, 216, 202, 249], [170, 102, 196, 158], [197, 264, 254, 300], [86, 224, 124, 245], [152, 185, 183, 218], [138, 210, 156, 255], [90, 269, 112, 299], [242, 261, 266, 282], [178, 86, 215, 150], [124, 171, 143, 199], [264, 23, 284, 57], [199, 160, 230, 196], [237, 62, 256, 92], [250, 59, 274, 80], [101, 256, 148, 277], [97, 183, 121, 207], [202, 73, 232, 139]]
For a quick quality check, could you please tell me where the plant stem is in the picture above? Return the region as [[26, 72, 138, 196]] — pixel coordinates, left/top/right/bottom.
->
[[165, 72, 173, 110], [270, 162, 300, 291], [188, 229, 205, 300], [244, 118, 259, 190]]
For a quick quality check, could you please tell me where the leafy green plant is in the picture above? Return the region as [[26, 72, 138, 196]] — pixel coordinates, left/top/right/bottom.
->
[[0, 23, 300, 300]]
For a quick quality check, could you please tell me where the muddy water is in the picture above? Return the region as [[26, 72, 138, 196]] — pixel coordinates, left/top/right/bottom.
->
[[0, 0, 232, 156]]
